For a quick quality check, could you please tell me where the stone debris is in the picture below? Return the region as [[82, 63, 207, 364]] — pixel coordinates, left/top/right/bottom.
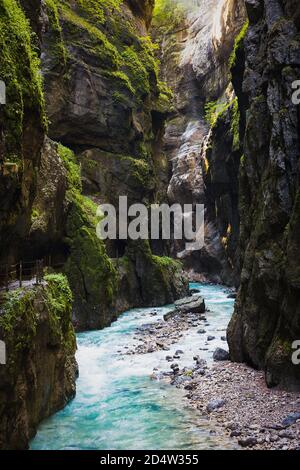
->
[[126, 295, 300, 450]]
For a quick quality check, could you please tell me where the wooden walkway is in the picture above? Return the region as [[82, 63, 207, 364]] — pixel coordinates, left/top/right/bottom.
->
[[0, 259, 44, 293], [0, 257, 64, 304]]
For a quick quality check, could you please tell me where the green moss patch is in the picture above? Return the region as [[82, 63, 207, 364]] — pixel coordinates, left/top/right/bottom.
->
[[0, 274, 75, 370], [57, 144, 118, 326], [229, 20, 249, 69], [49, 0, 161, 102], [0, 0, 46, 159]]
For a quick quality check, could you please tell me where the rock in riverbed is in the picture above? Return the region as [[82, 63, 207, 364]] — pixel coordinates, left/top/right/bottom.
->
[[164, 294, 205, 321], [238, 437, 258, 448], [213, 348, 229, 361], [281, 413, 300, 428], [190, 289, 201, 295], [175, 295, 206, 314], [207, 399, 226, 413]]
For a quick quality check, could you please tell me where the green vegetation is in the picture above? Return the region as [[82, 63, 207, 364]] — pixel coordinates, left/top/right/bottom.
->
[[50, 0, 161, 102], [149, 252, 183, 300], [204, 96, 241, 151], [110, 70, 135, 95], [231, 97, 240, 151], [43, 273, 76, 351], [77, 0, 122, 25], [152, 255, 182, 271], [45, 0, 68, 65], [156, 80, 174, 112], [57, 144, 118, 322], [121, 46, 151, 96], [0, 0, 46, 159], [153, 0, 186, 33], [118, 154, 154, 188], [0, 274, 75, 368], [229, 20, 249, 69], [58, 143, 82, 195], [0, 289, 37, 355], [60, 2, 120, 68], [204, 99, 233, 128], [31, 208, 41, 222]]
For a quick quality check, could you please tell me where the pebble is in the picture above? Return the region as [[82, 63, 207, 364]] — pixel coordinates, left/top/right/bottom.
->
[[238, 437, 258, 448], [206, 399, 226, 413]]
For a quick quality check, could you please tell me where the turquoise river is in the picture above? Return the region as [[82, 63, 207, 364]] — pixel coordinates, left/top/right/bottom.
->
[[31, 283, 235, 450]]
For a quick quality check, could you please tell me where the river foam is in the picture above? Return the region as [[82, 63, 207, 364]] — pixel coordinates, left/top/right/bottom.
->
[[30, 283, 234, 450]]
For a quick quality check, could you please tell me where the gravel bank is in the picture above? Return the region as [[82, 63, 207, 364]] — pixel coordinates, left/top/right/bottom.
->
[[130, 304, 300, 450]]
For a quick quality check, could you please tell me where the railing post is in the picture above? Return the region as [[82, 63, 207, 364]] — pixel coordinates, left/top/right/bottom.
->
[[38, 260, 41, 285], [35, 260, 39, 285], [40, 259, 44, 283], [19, 260, 22, 288]]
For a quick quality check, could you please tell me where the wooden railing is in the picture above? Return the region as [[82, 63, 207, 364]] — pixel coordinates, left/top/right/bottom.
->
[[0, 257, 65, 293]]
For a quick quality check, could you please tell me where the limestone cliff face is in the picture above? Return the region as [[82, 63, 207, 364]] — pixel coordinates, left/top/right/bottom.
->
[[0, 4, 76, 451], [37, 0, 188, 328], [152, 0, 245, 284], [1, 1, 188, 332], [0, 0, 45, 265], [0, 275, 77, 449], [228, 0, 300, 389]]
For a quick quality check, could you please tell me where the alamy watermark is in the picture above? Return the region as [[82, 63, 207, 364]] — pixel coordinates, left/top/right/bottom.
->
[[0, 80, 6, 105], [292, 340, 300, 365], [292, 80, 300, 105], [96, 197, 205, 252], [0, 340, 6, 365]]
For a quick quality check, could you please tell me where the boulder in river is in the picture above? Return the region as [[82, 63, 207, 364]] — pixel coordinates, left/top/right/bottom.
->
[[164, 294, 205, 321], [190, 288, 201, 295], [227, 293, 237, 299], [213, 348, 230, 361], [174, 294, 206, 314], [207, 336, 215, 341]]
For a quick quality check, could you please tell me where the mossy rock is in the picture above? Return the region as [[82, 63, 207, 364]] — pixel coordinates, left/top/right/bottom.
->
[[0, 275, 77, 449], [57, 144, 118, 330]]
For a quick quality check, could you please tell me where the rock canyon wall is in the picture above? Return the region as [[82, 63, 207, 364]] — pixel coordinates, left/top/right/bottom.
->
[[152, 0, 246, 285]]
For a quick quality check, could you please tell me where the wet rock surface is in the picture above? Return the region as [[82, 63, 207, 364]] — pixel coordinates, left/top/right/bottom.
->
[[213, 348, 230, 361], [126, 309, 207, 355], [152, 0, 246, 285], [0, 278, 77, 450], [227, 0, 300, 389], [125, 289, 300, 450]]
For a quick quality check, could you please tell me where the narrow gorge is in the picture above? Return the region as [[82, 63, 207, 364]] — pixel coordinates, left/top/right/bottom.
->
[[0, 0, 300, 452]]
